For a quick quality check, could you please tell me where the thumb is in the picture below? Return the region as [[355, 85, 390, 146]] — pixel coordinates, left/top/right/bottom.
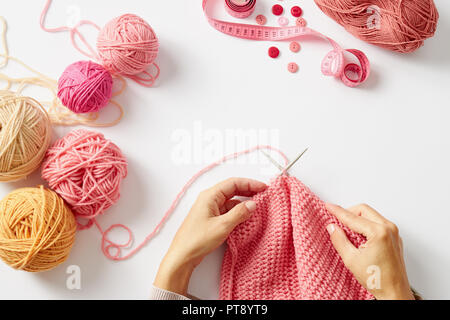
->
[[326, 224, 358, 267], [220, 201, 257, 231]]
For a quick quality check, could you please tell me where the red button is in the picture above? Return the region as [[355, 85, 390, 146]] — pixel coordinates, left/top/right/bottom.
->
[[272, 4, 283, 16], [291, 6, 303, 17], [268, 46, 280, 58]]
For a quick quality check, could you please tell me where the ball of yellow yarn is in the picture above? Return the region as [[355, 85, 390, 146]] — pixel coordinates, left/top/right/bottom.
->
[[0, 187, 77, 272], [0, 91, 52, 182]]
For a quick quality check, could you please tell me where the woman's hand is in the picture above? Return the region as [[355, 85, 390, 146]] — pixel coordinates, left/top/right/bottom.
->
[[326, 203, 415, 300], [154, 178, 266, 295]]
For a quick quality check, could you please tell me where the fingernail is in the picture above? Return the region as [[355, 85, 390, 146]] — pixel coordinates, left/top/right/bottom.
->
[[326, 224, 335, 235], [245, 201, 257, 212]]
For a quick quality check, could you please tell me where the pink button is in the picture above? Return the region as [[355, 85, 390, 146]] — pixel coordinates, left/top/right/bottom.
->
[[296, 17, 307, 27], [278, 17, 289, 26], [289, 41, 301, 53], [288, 62, 298, 73], [255, 14, 267, 25]]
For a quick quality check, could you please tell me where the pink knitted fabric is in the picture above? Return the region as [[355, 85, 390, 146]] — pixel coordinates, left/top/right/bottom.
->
[[220, 175, 374, 300]]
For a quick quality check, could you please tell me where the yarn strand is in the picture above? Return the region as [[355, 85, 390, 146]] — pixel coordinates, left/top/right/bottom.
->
[[98, 145, 289, 261], [40, 0, 100, 60]]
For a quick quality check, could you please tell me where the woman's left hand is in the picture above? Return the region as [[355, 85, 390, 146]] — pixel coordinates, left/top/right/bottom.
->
[[154, 177, 266, 295]]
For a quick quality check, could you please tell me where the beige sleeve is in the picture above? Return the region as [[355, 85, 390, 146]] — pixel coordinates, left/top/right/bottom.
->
[[149, 285, 191, 300]]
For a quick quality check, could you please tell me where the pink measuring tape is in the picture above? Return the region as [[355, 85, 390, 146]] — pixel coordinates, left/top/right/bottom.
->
[[225, 0, 256, 18], [204, 0, 370, 87]]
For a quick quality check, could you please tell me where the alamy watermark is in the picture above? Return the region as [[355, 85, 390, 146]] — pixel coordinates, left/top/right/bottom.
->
[[66, 265, 81, 290], [367, 5, 381, 30], [366, 265, 381, 290], [171, 121, 282, 175], [66, 4, 82, 28]]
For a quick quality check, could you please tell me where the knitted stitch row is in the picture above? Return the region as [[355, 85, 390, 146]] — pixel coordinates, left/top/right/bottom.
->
[[220, 175, 374, 300]]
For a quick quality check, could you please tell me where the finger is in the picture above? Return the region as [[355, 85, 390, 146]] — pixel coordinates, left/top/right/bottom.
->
[[219, 199, 241, 215], [326, 224, 358, 266], [206, 178, 267, 207], [347, 204, 388, 225], [219, 201, 257, 231], [326, 203, 376, 238]]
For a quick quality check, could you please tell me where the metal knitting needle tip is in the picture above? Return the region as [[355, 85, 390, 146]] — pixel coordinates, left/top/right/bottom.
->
[[260, 150, 284, 172], [281, 147, 309, 175]]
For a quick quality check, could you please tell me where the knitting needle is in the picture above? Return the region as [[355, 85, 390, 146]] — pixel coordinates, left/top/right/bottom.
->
[[280, 148, 309, 176], [260, 150, 285, 172], [261, 148, 309, 175]]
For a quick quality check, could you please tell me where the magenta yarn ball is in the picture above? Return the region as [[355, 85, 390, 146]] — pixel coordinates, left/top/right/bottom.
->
[[97, 14, 159, 76], [58, 61, 113, 114]]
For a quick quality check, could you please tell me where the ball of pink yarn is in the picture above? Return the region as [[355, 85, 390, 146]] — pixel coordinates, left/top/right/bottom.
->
[[58, 61, 113, 114], [97, 14, 159, 76], [41, 129, 128, 229], [314, 0, 439, 53]]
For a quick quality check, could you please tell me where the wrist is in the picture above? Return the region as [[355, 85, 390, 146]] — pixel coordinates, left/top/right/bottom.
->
[[374, 286, 415, 300], [154, 254, 195, 296]]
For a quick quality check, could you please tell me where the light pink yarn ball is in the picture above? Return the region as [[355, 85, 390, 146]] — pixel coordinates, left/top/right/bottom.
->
[[97, 14, 159, 76], [41, 129, 128, 229], [58, 61, 113, 114]]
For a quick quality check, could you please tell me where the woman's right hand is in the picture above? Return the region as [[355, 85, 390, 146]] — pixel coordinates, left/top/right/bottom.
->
[[325, 203, 415, 300]]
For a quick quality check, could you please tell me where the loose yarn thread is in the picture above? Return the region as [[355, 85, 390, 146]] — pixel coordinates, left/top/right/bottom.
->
[[96, 145, 289, 261], [0, 91, 51, 182], [0, 16, 125, 127], [41, 129, 128, 230], [314, 0, 439, 53], [0, 186, 77, 272]]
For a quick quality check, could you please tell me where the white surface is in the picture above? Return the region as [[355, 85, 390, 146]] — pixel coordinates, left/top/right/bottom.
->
[[0, 0, 449, 300]]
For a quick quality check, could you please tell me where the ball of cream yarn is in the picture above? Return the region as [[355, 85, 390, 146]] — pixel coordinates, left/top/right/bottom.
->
[[0, 91, 52, 182], [0, 187, 77, 272]]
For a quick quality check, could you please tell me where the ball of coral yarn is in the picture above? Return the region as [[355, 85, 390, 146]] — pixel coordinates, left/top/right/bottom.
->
[[58, 60, 113, 114], [0, 91, 52, 182], [41, 129, 128, 229], [314, 0, 439, 53], [0, 187, 76, 272], [97, 14, 159, 76]]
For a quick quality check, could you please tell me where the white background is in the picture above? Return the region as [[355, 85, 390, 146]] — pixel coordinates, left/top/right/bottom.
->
[[0, 0, 449, 300]]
